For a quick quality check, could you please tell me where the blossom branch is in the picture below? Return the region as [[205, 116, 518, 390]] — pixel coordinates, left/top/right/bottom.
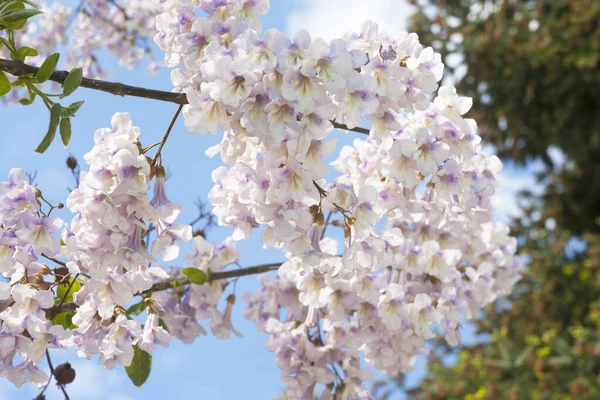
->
[[51, 262, 282, 315], [141, 262, 283, 295], [0, 59, 370, 135]]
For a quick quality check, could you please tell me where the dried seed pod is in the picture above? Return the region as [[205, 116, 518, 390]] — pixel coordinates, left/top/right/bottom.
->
[[54, 362, 76, 385]]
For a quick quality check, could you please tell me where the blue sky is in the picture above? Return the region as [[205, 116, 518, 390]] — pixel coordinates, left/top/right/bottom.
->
[[0, 1, 543, 399]]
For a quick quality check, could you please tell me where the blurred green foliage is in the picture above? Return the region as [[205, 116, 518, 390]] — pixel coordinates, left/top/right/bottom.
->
[[388, 1, 600, 399]]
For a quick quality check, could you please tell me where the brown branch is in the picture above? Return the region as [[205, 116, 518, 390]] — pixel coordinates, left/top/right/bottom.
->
[[0, 59, 370, 135], [0, 58, 187, 104], [51, 262, 282, 315], [141, 262, 282, 295]]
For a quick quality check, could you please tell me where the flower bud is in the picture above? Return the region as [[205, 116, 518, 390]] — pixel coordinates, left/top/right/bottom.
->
[[309, 204, 320, 216]]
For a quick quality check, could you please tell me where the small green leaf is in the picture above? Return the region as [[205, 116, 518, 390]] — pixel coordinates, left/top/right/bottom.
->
[[60, 237, 66, 246], [126, 345, 152, 387], [181, 268, 208, 285], [61, 67, 82, 97], [36, 53, 59, 83], [60, 117, 71, 147], [19, 91, 36, 105], [0, 71, 10, 96], [0, 8, 42, 22], [60, 100, 84, 118], [35, 103, 61, 153], [56, 276, 81, 303], [10, 45, 38, 61], [0, 8, 42, 29], [127, 301, 147, 316]]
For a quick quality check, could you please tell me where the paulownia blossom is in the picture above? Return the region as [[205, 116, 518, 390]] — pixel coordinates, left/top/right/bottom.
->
[[0, 0, 521, 399]]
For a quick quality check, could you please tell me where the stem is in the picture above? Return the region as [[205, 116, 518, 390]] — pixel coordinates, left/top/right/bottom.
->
[[42, 254, 68, 268], [58, 273, 80, 308], [152, 104, 183, 166], [45, 350, 71, 400], [0, 59, 371, 136]]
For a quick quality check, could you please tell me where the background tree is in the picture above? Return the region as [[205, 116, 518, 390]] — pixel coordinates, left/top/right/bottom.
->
[[394, 0, 600, 398]]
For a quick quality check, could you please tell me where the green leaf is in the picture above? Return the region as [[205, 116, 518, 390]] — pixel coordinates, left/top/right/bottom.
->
[[127, 301, 147, 316], [35, 103, 61, 153], [61, 67, 82, 97], [36, 53, 59, 83], [0, 71, 10, 96], [60, 117, 71, 147], [60, 100, 84, 118], [52, 312, 75, 330], [11, 45, 38, 61], [0, 8, 42, 29], [56, 276, 81, 303], [181, 268, 208, 285], [60, 237, 65, 246], [126, 345, 152, 387], [19, 91, 36, 105], [0, 8, 42, 22]]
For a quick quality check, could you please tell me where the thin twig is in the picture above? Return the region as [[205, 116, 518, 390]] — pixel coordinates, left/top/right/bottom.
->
[[37, 361, 53, 398], [45, 350, 71, 400], [152, 104, 183, 165], [321, 211, 333, 239], [0, 59, 371, 136], [42, 254, 67, 268], [58, 273, 80, 308]]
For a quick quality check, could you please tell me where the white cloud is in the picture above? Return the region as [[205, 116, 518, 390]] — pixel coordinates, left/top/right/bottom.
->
[[285, 0, 415, 40]]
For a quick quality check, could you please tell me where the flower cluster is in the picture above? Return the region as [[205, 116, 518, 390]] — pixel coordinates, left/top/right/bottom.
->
[[0, 113, 195, 388], [0, 168, 65, 387], [153, 235, 241, 343], [154, 0, 522, 398], [62, 112, 193, 368]]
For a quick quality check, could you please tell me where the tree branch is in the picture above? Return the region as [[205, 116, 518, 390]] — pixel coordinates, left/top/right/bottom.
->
[[0, 58, 370, 135], [51, 262, 282, 315], [0, 58, 187, 104], [141, 262, 282, 295]]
